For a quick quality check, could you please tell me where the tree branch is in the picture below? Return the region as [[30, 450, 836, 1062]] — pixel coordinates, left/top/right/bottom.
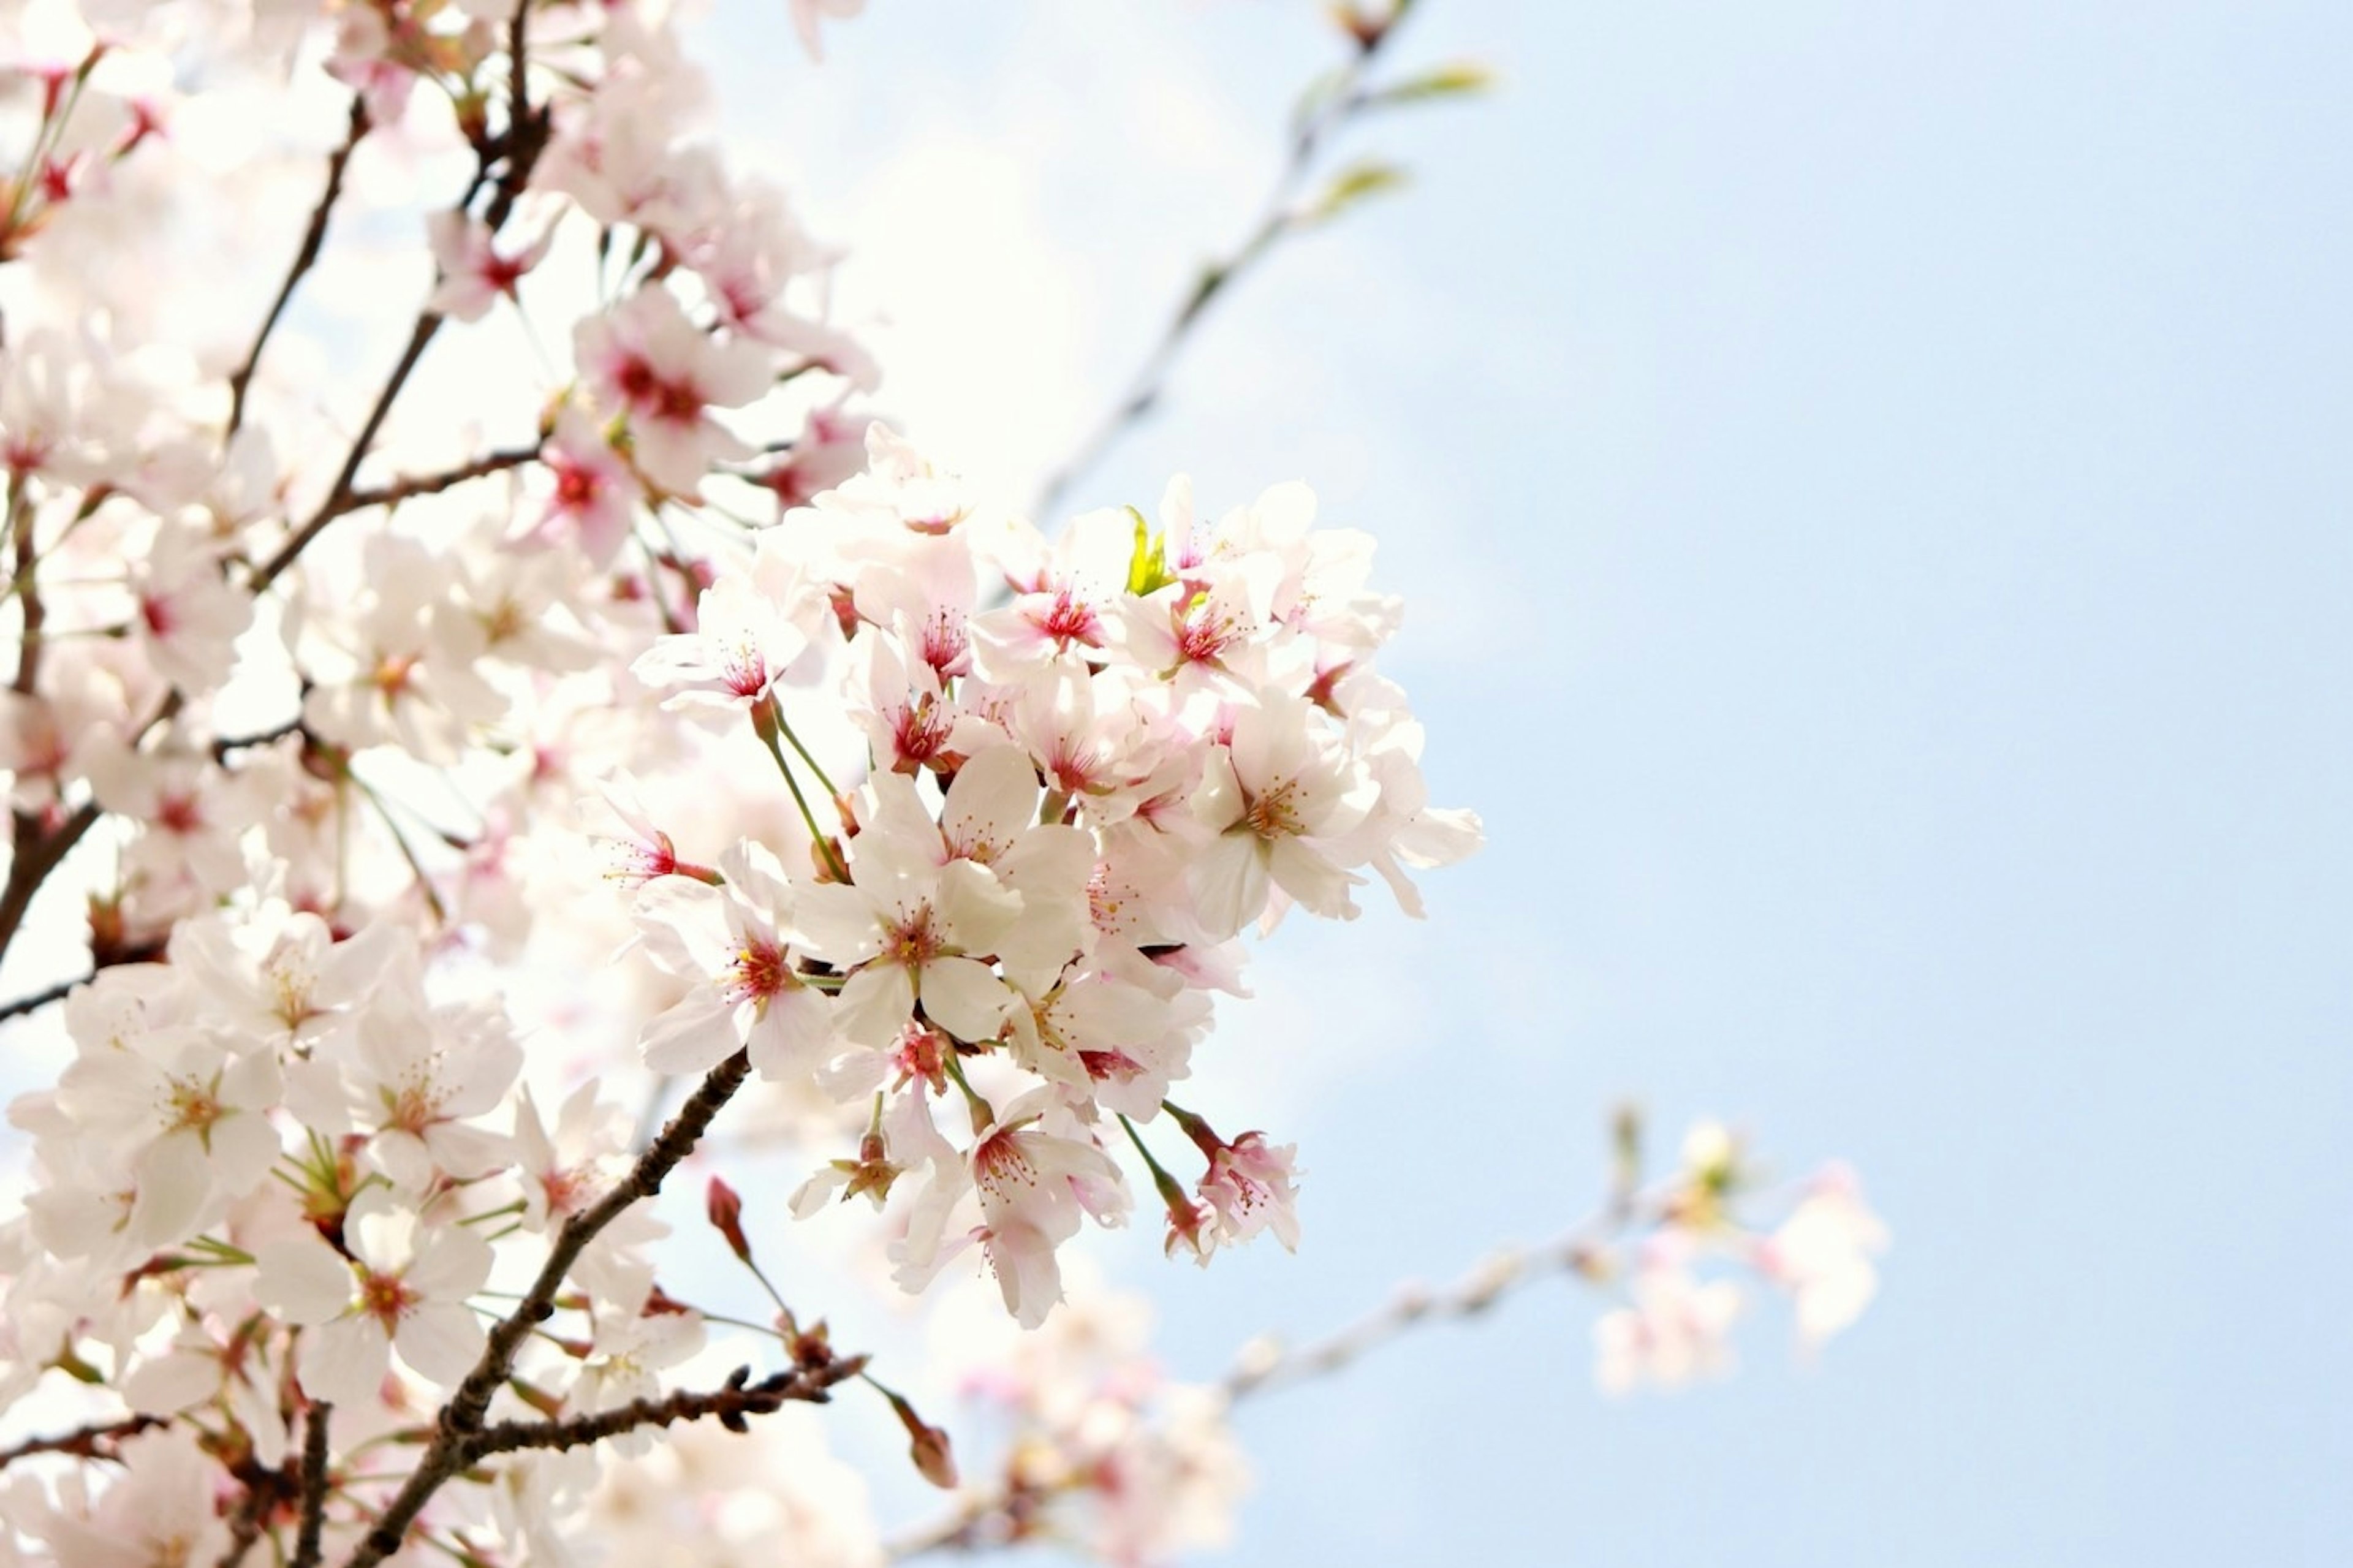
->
[[337, 445, 542, 517], [289, 1403, 335, 1568], [249, 5, 551, 596], [886, 1205, 1648, 1559], [0, 968, 87, 1023], [341, 1047, 754, 1568], [470, 1362, 858, 1460], [0, 798, 98, 971], [0, 1413, 162, 1471], [1033, 16, 1411, 519], [227, 96, 370, 441], [248, 311, 445, 594]]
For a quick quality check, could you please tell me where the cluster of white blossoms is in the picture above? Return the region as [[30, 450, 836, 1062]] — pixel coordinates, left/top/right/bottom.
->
[[0, 0, 1879, 1564], [0, 1, 1491, 1564], [618, 441, 1479, 1324]]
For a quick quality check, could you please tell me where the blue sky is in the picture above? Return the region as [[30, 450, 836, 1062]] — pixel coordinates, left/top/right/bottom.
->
[[714, 1, 2349, 1561]]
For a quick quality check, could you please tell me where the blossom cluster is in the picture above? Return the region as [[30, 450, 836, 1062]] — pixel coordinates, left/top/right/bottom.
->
[[0, 1, 1881, 1566], [1585, 1122, 1890, 1396], [619, 441, 1478, 1324], [0, 1, 1483, 1564]]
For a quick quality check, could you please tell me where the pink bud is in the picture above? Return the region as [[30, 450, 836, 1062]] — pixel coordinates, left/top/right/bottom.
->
[[706, 1175, 752, 1265]]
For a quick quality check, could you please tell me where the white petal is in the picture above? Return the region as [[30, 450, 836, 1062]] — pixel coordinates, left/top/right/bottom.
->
[[299, 1316, 389, 1408], [395, 1301, 487, 1388], [919, 956, 1013, 1043], [253, 1237, 356, 1325]]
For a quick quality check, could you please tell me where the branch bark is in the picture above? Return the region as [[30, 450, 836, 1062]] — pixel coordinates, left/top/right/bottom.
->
[[341, 1048, 753, 1568], [227, 96, 370, 440]]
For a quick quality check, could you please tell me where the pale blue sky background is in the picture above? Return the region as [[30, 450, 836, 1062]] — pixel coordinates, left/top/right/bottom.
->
[[706, 2, 2353, 1562]]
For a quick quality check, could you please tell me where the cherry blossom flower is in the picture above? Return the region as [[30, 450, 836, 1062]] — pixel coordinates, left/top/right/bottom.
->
[[528, 403, 645, 567], [255, 1190, 494, 1407], [1189, 692, 1379, 934], [1594, 1240, 1745, 1396], [577, 287, 773, 495], [127, 518, 253, 695], [426, 208, 555, 322], [796, 825, 1026, 1050], [631, 841, 835, 1079], [1195, 1127, 1302, 1252], [631, 573, 815, 718], [1759, 1164, 1890, 1347], [51, 1022, 282, 1249]]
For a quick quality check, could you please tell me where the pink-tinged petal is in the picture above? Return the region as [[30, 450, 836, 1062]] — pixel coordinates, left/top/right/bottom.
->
[[253, 1237, 355, 1325], [919, 955, 1013, 1043], [982, 1219, 1063, 1328], [1190, 833, 1265, 940], [395, 1301, 487, 1387], [1267, 838, 1363, 921], [421, 1121, 515, 1181], [121, 1352, 217, 1416], [299, 1316, 389, 1409], [207, 1112, 283, 1200], [700, 335, 779, 408], [942, 746, 1039, 865]]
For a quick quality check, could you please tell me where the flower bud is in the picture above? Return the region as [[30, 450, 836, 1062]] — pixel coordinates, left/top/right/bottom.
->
[[879, 1387, 958, 1489], [706, 1174, 753, 1265]]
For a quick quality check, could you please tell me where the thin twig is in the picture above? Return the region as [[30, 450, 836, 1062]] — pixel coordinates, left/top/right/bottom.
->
[[228, 97, 370, 440], [0, 1414, 162, 1471], [342, 1048, 754, 1568], [0, 968, 88, 1023], [1033, 22, 1410, 519], [338, 445, 542, 517], [0, 797, 98, 968], [211, 714, 309, 760], [211, 1496, 269, 1568], [250, 6, 551, 596], [248, 311, 445, 594], [884, 1204, 1645, 1560]]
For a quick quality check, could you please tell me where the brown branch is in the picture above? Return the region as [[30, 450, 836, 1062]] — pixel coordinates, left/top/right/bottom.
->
[[341, 1048, 754, 1568], [210, 713, 310, 760], [228, 97, 370, 440], [211, 1498, 268, 1568], [248, 310, 445, 594], [0, 968, 87, 1023], [289, 1403, 335, 1568], [337, 445, 542, 517], [470, 1362, 857, 1460], [0, 1413, 162, 1471], [0, 797, 98, 969], [250, 6, 551, 597]]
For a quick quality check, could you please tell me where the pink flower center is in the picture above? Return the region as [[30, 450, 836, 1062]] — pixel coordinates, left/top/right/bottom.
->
[[727, 938, 794, 1004], [357, 1268, 418, 1331]]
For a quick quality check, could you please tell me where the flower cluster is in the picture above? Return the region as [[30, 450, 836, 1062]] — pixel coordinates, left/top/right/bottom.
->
[[1586, 1123, 1890, 1396], [0, 0, 1491, 1561], [0, 1, 1876, 1565], [905, 1282, 1250, 1565], [620, 447, 1477, 1324]]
